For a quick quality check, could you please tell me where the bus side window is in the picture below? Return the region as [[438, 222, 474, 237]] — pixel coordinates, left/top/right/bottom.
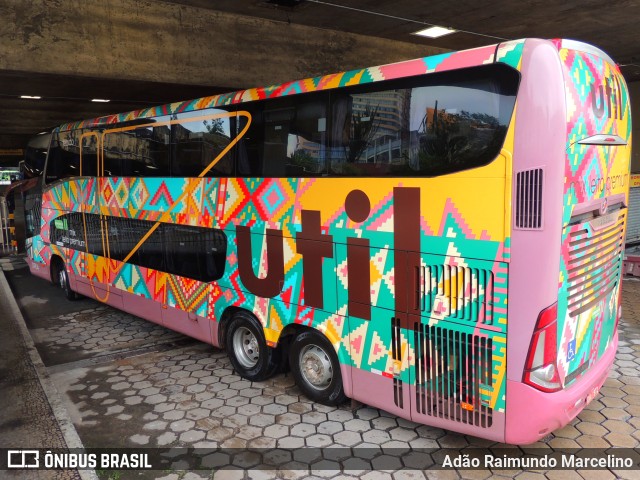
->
[[102, 133, 123, 177], [147, 125, 171, 177], [24, 132, 51, 177], [45, 130, 81, 183], [408, 79, 512, 176], [328, 90, 409, 176], [286, 93, 328, 177], [104, 216, 136, 265], [263, 107, 293, 177], [236, 104, 265, 177], [171, 110, 235, 178], [24, 191, 42, 238], [119, 127, 170, 177], [322, 66, 518, 178], [164, 225, 190, 279], [137, 221, 166, 271], [164, 224, 226, 282], [205, 229, 227, 280], [257, 93, 328, 178], [172, 124, 204, 177], [84, 213, 102, 256], [80, 134, 98, 177], [105, 130, 155, 178]]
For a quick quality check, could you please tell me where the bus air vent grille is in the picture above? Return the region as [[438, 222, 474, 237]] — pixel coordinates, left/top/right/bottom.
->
[[414, 323, 493, 428], [515, 168, 543, 229], [421, 265, 494, 324], [567, 212, 625, 316]]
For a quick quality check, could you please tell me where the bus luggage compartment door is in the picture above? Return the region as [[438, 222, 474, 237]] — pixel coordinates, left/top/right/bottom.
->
[[408, 257, 506, 438]]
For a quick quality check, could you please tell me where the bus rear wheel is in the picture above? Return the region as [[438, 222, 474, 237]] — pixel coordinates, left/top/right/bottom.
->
[[225, 311, 279, 382], [53, 259, 78, 301], [289, 330, 346, 406]]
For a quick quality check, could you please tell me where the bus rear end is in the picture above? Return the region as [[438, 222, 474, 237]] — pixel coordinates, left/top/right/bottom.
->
[[505, 39, 631, 444]]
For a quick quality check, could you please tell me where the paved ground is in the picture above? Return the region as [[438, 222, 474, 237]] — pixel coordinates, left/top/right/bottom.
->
[[1, 254, 640, 479], [0, 256, 81, 480]]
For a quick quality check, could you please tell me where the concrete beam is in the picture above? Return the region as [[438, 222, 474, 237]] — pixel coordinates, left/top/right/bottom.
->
[[0, 0, 447, 89]]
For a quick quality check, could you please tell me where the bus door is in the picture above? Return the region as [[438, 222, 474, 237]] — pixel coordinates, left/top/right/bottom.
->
[[78, 131, 122, 307], [78, 133, 102, 294]]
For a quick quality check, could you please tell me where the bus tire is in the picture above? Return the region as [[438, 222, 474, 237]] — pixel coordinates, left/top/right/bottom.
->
[[289, 330, 346, 406], [225, 311, 279, 382], [53, 259, 78, 301]]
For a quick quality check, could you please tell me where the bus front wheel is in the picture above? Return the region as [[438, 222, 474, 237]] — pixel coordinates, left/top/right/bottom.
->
[[225, 311, 279, 382], [289, 330, 346, 406], [53, 259, 78, 301]]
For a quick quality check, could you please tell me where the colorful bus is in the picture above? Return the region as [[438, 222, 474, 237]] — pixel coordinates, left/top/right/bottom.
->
[[24, 38, 631, 444]]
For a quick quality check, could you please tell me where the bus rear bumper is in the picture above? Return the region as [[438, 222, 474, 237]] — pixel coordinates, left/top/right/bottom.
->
[[504, 331, 617, 445]]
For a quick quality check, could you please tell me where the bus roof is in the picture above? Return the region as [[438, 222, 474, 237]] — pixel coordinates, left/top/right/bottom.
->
[[552, 39, 616, 66]]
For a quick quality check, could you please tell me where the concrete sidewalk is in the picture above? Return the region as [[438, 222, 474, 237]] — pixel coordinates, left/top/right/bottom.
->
[[0, 256, 91, 480]]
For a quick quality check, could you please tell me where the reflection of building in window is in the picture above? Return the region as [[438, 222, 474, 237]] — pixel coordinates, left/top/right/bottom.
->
[[351, 90, 411, 165], [352, 90, 409, 138], [106, 132, 150, 162], [288, 136, 324, 174], [411, 101, 503, 172], [330, 89, 412, 174], [173, 122, 232, 175], [61, 130, 83, 162], [425, 107, 458, 130]]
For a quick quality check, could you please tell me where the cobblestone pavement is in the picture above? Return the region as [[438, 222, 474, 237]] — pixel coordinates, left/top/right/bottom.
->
[[3, 256, 640, 479], [31, 305, 188, 366]]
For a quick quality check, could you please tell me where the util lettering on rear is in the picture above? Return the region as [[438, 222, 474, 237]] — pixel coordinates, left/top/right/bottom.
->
[[235, 187, 421, 320], [591, 74, 623, 121]]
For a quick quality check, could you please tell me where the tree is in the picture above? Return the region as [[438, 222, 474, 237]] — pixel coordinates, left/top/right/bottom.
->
[[290, 149, 316, 172], [203, 118, 225, 135], [344, 105, 379, 163]]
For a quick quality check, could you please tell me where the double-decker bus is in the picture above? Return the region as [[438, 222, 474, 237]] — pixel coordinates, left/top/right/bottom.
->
[[24, 38, 631, 444]]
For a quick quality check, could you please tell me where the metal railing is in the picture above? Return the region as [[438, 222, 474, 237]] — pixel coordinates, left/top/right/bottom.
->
[[0, 195, 17, 256]]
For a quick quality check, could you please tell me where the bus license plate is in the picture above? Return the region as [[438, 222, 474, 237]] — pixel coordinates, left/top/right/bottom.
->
[[586, 385, 600, 404]]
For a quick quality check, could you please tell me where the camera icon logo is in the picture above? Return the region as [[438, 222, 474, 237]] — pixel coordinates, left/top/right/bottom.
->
[[7, 450, 40, 468]]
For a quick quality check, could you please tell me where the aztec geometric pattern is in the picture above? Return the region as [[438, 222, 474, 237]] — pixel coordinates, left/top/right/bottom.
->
[[31, 40, 532, 424], [555, 44, 632, 386]]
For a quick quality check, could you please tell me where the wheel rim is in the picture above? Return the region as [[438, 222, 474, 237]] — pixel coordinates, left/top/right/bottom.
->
[[59, 268, 67, 291], [299, 344, 333, 391], [233, 326, 260, 369]]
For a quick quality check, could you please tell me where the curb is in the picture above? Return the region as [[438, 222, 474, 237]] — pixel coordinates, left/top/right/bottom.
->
[[0, 267, 99, 480]]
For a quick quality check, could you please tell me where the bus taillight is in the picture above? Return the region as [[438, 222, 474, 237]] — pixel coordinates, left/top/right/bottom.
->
[[523, 303, 562, 392], [615, 282, 623, 332]]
